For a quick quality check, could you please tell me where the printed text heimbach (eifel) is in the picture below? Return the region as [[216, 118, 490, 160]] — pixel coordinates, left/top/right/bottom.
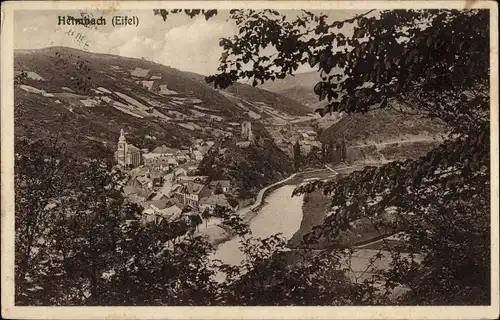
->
[[57, 15, 139, 27]]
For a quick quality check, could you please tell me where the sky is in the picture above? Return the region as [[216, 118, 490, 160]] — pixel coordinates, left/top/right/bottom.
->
[[14, 9, 366, 76]]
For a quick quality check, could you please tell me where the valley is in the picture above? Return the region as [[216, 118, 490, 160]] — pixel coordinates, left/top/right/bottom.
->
[[9, 7, 491, 309], [14, 46, 448, 253]]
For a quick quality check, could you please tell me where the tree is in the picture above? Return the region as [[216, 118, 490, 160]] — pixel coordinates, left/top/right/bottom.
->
[[201, 208, 211, 228], [15, 137, 128, 305], [293, 140, 301, 171], [215, 206, 250, 237], [214, 184, 224, 195], [188, 214, 203, 232], [154, 8, 491, 304], [14, 137, 223, 306]]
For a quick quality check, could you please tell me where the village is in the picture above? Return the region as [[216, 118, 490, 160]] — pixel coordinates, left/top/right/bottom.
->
[[114, 127, 238, 230], [113, 118, 330, 231]]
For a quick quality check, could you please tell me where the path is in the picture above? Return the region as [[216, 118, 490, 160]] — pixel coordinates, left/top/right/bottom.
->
[[350, 137, 441, 149], [235, 172, 299, 217]]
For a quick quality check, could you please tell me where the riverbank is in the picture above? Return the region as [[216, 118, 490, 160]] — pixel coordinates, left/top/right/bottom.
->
[[199, 171, 301, 247], [288, 190, 330, 248], [287, 164, 398, 250], [209, 185, 304, 267], [199, 168, 334, 248]]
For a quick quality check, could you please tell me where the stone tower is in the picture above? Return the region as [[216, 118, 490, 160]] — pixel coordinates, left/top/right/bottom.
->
[[116, 129, 128, 166], [241, 121, 254, 142]]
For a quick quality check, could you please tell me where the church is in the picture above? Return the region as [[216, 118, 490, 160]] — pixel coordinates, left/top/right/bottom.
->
[[114, 129, 141, 167]]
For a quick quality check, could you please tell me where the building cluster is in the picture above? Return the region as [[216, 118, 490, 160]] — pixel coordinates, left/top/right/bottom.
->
[[115, 129, 236, 225], [114, 129, 213, 169], [270, 125, 323, 157], [129, 170, 235, 225]]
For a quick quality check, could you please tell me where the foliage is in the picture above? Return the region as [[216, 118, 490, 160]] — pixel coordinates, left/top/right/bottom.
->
[[293, 140, 302, 170], [16, 138, 362, 306], [15, 137, 126, 305], [15, 8, 491, 307], [188, 214, 204, 232], [214, 206, 250, 237], [198, 130, 294, 199], [218, 239, 385, 305], [155, 8, 491, 305], [201, 209, 211, 228]]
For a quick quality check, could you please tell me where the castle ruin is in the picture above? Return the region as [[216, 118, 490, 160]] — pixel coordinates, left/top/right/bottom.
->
[[241, 121, 254, 142]]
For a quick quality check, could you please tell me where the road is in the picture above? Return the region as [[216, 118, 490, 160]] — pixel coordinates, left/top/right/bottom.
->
[[350, 137, 441, 149]]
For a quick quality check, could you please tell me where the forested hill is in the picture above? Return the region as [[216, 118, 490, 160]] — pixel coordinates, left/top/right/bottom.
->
[[197, 122, 294, 198]]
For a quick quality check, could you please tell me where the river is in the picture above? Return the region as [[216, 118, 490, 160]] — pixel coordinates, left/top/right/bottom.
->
[[209, 184, 304, 266]]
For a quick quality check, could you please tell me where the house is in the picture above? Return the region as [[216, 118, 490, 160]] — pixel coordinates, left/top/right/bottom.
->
[[149, 198, 171, 211], [122, 185, 140, 196], [199, 194, 236, 213], [143, 154, 178, 171], [236, 141, 251, 148], [174, 167, 188, 177], [142, 199, 184, 224], [175, 154, 189, 163], [170, 184, 184, 202], [184, 182, 212, 207], [310, 141, 323, 148], [130, 175, 153, 192], [152, 192, 170, 202], [198, 145, 211, 155], [161, 204, 184, 220], [145, 191, 157, 201], [167, 157, 178, 169], [176, 176, 208, 185], [152, 177, 164, 188], [172, 182, 211, 207], [209, 180, 232, 193]]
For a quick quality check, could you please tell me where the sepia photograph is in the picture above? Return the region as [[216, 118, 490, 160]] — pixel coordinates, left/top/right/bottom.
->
[[1, 1, 498, 319]]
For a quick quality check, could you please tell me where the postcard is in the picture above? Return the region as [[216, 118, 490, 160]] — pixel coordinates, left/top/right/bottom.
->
[[1, 1, 499, 319]]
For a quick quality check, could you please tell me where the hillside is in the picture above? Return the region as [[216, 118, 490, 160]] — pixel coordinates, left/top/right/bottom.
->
[[197, 124, 294, 199], [14, 46, 309, 157], [319, 109, 448, 165], [258, 71, 332, 110]]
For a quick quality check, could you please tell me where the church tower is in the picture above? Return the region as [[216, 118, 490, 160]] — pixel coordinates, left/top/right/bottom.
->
[[116, 129, 128, 166]]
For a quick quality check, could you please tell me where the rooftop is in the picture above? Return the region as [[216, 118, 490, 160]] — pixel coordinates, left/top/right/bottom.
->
[[191, 182, 207, 194], [151, 145, 178, 154], [209, 180, 231, 188], [128, 144, 140, 152], [199, 194, 230, 206]]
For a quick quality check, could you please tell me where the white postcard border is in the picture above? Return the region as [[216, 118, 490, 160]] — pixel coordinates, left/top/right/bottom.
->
[[1, 1, 498, 319]]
